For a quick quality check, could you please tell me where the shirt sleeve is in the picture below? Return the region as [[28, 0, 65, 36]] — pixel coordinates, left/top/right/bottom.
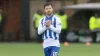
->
[[38, 19, 47, 35], [49, 17, 61, 34]]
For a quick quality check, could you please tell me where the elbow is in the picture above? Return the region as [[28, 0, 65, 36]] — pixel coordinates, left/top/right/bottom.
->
[[38, 32, 41, 35], [38, 30, 41, 35], [57, 29, 61, 34], [38, 29, 44, 35], [58, 31, 61, 34]]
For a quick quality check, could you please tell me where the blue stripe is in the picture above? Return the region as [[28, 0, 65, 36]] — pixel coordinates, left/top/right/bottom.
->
[[54, 33, 57, 40], [49, 16, 52, 38], [44, 30, 48, 39], [54, 18, 57, 40], [44, 17, 48, 39], [45, 16, 53, 39], [54, 18, 56, 27], [41, 19, 43, 27], [42, 34, 44, 39], [49, 30, 52, 38]]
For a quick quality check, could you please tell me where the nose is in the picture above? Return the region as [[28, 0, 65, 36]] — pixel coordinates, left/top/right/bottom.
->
[[47, 9, 50, 11]]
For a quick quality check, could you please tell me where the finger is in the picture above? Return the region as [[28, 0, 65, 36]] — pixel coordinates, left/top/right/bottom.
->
[[45, 20, 49, 23]]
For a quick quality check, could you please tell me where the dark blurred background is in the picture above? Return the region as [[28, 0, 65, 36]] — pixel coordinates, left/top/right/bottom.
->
[[0, 0, 100, 43]]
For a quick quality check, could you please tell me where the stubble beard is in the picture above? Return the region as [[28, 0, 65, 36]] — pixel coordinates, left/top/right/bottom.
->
[[46, 11, 53, 17]]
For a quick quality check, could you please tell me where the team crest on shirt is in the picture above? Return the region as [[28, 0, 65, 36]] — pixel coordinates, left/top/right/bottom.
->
[[58, 23, 61, 25]]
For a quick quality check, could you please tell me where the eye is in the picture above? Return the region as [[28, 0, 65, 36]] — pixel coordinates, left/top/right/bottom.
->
[[49, 8, 51, 9], [45, 8, 48, 10]]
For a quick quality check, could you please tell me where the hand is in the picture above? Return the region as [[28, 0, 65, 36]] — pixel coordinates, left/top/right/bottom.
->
[[45, 20, 51, 27]]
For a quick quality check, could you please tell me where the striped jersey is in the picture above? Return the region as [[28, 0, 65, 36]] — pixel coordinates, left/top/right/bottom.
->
[[38, 14, 61, 48]]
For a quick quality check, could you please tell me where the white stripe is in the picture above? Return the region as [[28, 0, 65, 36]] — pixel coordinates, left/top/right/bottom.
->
[[52, 15, 55, 25], [52, 16, 55, 39], [55, 17, 59, 40], [47, 29, 49, 38], [43, 17, 46, 27], [51, 31, 55, 39], [56, 33, 59, 40]]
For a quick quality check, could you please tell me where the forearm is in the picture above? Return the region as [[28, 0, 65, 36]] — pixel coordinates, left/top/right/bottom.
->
[[49, 25, 61, 34], [38, 26, 47, 35]]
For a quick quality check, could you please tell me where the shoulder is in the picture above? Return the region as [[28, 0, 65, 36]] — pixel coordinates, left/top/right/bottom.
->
[[54, 15, 60, 19], [90, 16, 95, 20], [39, 16, 46, 23], [54, 15, 61, 22]]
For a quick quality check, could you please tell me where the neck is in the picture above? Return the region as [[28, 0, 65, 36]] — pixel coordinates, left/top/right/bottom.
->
[[46, 14, 53, 18]]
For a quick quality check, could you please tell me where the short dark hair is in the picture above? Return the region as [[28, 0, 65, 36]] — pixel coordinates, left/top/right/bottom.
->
[[44, 2, 53, 9]]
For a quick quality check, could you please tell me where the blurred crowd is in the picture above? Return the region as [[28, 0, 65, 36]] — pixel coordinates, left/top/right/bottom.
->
[[33, 9, 68, 43], [0, 7, 100, 43], [33, 9, 100, 43], [0, 0, 100, 43], [0, 9, 7, 41]]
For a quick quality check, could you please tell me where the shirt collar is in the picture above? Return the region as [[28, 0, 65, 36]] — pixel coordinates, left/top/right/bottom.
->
[[46, 14, 54, 20]]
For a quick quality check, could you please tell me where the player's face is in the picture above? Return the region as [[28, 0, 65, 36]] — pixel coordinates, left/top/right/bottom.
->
[[44, 5, 53, 15]]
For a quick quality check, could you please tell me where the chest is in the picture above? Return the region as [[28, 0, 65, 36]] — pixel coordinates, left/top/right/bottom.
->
[[42, 18, 56, 26]]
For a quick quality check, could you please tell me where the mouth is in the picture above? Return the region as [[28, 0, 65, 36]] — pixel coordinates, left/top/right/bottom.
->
[[47, 11, 50, 13]]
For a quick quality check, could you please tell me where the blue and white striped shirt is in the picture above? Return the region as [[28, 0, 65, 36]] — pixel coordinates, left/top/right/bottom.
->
[[38, 14, 61, 48]]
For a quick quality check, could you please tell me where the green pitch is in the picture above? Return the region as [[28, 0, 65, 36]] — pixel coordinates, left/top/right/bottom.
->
[[0, 43, 100, 56]]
